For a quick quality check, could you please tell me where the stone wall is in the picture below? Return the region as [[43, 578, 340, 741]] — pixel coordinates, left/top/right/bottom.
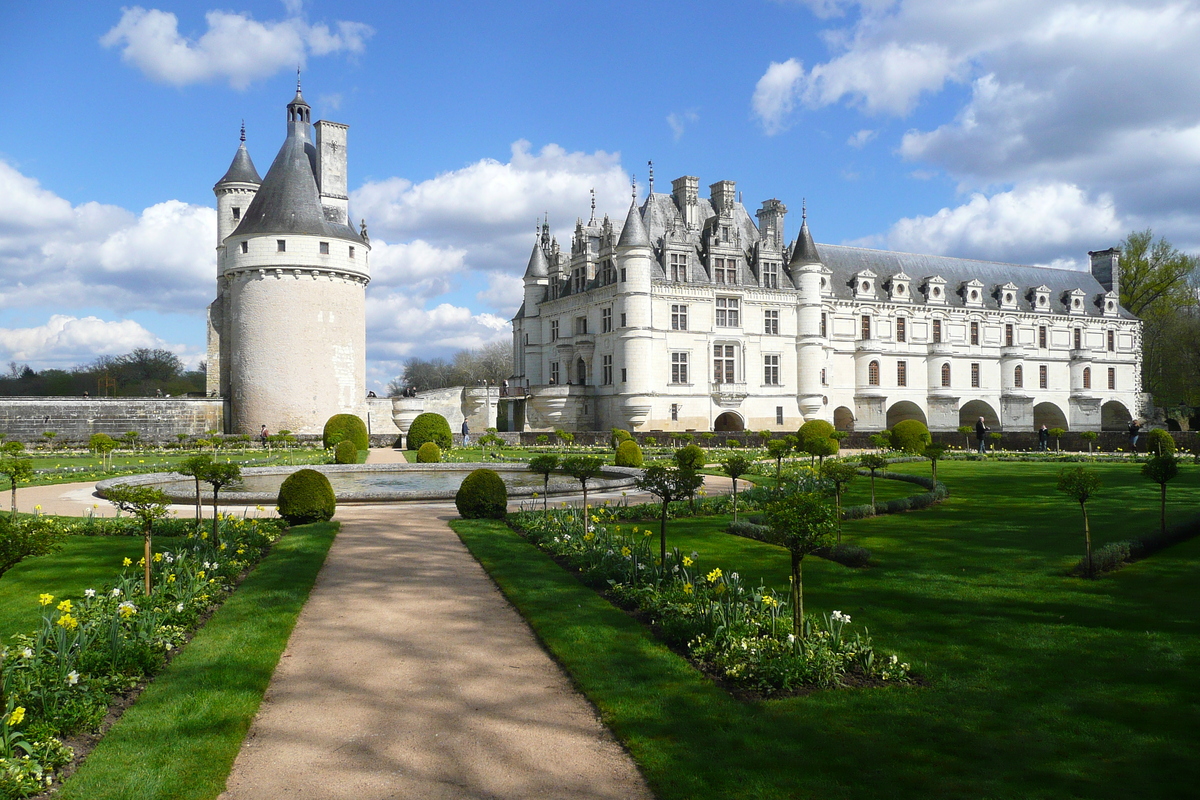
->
[[0, 398, 227, 445]]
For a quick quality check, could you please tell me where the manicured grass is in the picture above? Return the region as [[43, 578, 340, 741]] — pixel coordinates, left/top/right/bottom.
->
[[56, 521, 338, 800], [453, 460, 1200, 799]]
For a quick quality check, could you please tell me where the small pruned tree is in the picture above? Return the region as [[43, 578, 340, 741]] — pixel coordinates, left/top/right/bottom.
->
[[1049, 428, 1066, 452], [957, 424, 973, 449], [528, 454, 559, 511], [757, 430, 773, 448], [121, 431, 140, 450], [821, 460, 858, 543], [764, 492, 837, 636], [924, 443, 946, 483], [766, 438, 792, 490], [105, 485, 169, 596], [720, 454, 751, 522], [561, 455, 603, 527], [809, 436, 839, 469], [1080, 430, 1098, 454], [859, 453, 888, 512], [674, 445, 707, 511], [90, 433, 117, 471], [0, 457, 34, 517], [1057, 467, 1102, 578], [636, 464, 702, 565], [869, 431, 892, 451], [178, 453, 214, 521], [1142, 454, 1179, 539], [199, 462, 242, 543]]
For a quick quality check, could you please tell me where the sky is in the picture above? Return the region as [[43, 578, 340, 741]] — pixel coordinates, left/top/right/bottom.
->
[[2, 0, 1198, 393]]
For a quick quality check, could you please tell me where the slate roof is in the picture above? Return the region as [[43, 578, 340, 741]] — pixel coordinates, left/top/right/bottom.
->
[[214, 142, 261, 187], [524, 239, 549, 279], [617, 199, 650, 248]]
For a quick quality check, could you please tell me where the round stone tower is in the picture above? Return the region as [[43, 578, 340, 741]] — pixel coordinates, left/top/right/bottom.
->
[[212, 82, 371, 434]]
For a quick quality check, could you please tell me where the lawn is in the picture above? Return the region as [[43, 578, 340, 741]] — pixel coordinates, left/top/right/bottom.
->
[[452, 459, 1200, 800]]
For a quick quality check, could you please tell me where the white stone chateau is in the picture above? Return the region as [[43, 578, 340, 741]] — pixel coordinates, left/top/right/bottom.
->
[[207, 82, 371, 435], [511, 176, 1144, 433]]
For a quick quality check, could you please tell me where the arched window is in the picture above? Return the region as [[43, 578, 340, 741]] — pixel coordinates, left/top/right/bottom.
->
[[868, 360, 880, 386], [1083, 367, 1091, 390], [1014, 365, 1023, 388], [941, 362, 951, 387]]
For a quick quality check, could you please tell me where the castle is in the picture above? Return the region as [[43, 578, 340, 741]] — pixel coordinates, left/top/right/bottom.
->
[[511, 176, 1144, 433], [207, 82, 371, 435]]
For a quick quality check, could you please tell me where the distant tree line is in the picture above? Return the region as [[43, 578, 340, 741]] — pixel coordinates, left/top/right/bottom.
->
[[0, 348, 205, 397], [387, 341, 512, 395]]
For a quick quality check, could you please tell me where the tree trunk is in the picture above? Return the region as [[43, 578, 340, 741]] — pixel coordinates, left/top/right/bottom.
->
[[1082, 502, 1093, 577], [543, 476, 549, 511], [870, 474, 877, 513], [732, 478, 739, 522], [791, 550, 803, 639], [194, 477, 202, 521], [1161, 483, 1168, 536], [581, 482, 589, 532], [835, 489, 843, 543], [144, 530, 152, 596], [9, 485, 15, 517], [931, 460, 938, 483], [660, 503, 668, 566], [211, 489, 220, 544]]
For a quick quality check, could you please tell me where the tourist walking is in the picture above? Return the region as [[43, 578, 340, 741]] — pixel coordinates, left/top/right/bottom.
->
[[975, 416, 990, 454], [461, 419, 470, 447], [1038, 424, 1049, 452], [1128, 419, 1142, 453], [260, 425, 270, 448]]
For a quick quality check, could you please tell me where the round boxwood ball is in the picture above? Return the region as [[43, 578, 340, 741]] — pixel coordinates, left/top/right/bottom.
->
[[334, 440, 358, 464], [615, 439, 643, 468], [407, 412, 452, 451], [455, 468, 508, 519], [798, 419, 835, 447], [323, 414, 369, 451], [1146, 428, 1175, 456], [277, 468, 336, 525], [891, 419, 932, 454], [417, 441, 442, 463]]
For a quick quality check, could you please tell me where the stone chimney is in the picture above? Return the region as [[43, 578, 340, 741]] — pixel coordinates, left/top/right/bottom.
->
[[710, 180, 736, 216], [756, 199, 787, 250], [315, 120, 349, 225], [672, 176, 699, 230], [1088, 247, 1120, 296]]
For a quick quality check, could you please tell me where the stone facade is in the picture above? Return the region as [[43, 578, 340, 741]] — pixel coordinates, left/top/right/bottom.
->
[[0, 398, 226, 444], [511, 178, 1145, 433]]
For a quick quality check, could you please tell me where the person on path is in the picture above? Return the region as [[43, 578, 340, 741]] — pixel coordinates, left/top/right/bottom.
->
[[975, 416, 990, 454], [461, 419, 470, 447], [260, 425, 270, 448], [1128, 419, 1142, 452], [1038, 424, 1049, 452]]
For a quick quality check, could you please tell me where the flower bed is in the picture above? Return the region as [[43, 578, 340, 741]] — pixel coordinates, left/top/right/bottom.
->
[[508, 506, 910, 696], [0, 515, 284, 796]]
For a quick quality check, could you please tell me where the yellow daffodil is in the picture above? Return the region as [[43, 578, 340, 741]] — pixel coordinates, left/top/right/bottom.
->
[[56, 599, 72, 614], [706, 567, 723, 583], [621, 546, 632, 557], [219, 543, 227, 551], [56, 614, 78, 630], [167, 574, 176, 583], [122, 557, 132, 567], [7, 707, 25, 727], [762, 595, 778, 608], [682, 555, 694, 567], [683, 583, 694, 594], [236, 548, 245, 555], [37, 593, 54, 607], [153, 552, 163, 562]]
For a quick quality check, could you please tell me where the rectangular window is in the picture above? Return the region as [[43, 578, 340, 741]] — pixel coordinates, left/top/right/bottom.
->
[[933, 319, 942, 343], [575, 317, 588, 335], [820, 313, 827, 338], [941, 363, 951, 387], [1108, 330, 1115, 351], [764, 309, 779, 335], [1083, 367, 1091, 390], [1014, 365, 1023, 388], [1039, 326, 1047, 349], [713, 344, 736, 384], [897, 360, 907, 387], [971, 362, 980, 388], [861, 315, 871, 340], [776, 406, 784, 425], [1039, 364, 1048, 389], [319, 241, 330, 255], [620, 313, 626, 327], [277, 239, 286, 252], [601, 307, 612, 333], [897, 317, 906, 342], [349, 246, 355, 259], [1108, 367, 1116, 390], [550, 320, 559, 341], [868, 360, 880, 386], [550, 362, 560, 384], [670, 252, 688, 282], [240, 241, 248, 254], [671, 352, 689, 384], [524, 333, 529, 346], [620, 268, 627, 282], [671, 404, 679, 421], [970, 322, 979, 345], [821, 368, 827, 386], [621, 368, 627, 382], [572, 267, 585, 294], [715, 297, 740, 327], [600, 260, 616, 285], [1074, 328, 1082, 350], [764, 354, 780, 385], [602, 354, 613, 385], [713, 257, 737, 285], [762, 262, 779, 289], [1005, 324, 1014, 347], [232, 206, 241, 221], [671, 304, 688, 331]]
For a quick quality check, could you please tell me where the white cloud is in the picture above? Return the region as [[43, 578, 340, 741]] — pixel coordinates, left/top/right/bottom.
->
[[367, 238, 465, 299], [864, 182, 1124, 266], [752, 59, 805, 135], [101, 7, 373, 89], [475, 272, 524, 314], [847, 129, 877, 148], [0, 315, 191, 369], [667, 110, 700, 141]]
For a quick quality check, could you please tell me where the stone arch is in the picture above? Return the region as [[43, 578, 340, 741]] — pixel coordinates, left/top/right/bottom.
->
[[1033, 402, 1069, 431], [714, 411, 744, 432], [1101, 400, 1132, 431], [959, 399, 999, 428], [887, 401, 927, 429], [575, 358, 587, 385], [1167, 418, 1183, 431], [833, 406, 855, 431]]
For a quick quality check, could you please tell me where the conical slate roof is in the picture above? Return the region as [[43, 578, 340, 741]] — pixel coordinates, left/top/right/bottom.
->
[[790, 219, 820, 267], [523, 239, 549, 279], [616, 199, 650, 248], [215, 142, 261, 187]]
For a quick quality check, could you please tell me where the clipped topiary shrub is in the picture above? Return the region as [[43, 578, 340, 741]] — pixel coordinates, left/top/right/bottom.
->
[[891, 419, 932, 454], [798, 419, 835, 447], [323, 414, 369, 451], [334, 440, 358, 464], [277, 468, 336, 525], [611, 428, 632, 450], [674, 444, 706, 471], [455, 468, 508, 519], [1147, 428, 1175, 456], [417, 441, 441, 463], [407, 412, 452, 451], [815, 543, 872, 568], [615, 439, 644, 467]]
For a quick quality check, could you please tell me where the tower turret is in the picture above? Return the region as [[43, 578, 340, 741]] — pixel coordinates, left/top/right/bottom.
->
[[616, 193, 655, 425], [792, 205, 825, 419]]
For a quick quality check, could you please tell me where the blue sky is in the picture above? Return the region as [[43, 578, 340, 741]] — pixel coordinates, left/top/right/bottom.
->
[[2, 0, 1198, 392]]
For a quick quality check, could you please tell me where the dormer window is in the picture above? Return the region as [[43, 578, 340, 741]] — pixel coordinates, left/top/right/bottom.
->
[[853, 270, 877, 300], [998, 282, 1019, 310], [962, 279, 985, 308], [1030, 284, 1051, 313], [924, 275, 947, 305], [888, 272, 911, 303], [1065, 288, 1087, 316], [232, 207, 241, 221], [1099, 290, 1119, 317]]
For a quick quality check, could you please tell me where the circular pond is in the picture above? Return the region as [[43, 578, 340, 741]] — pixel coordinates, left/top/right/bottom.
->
[[96, 463, 640, 504]]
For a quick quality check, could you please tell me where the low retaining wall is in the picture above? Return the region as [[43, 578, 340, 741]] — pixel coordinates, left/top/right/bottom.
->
[[0, 397, 227, 445]]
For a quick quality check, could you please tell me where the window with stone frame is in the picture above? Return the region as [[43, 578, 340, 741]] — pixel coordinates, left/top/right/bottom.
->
[[764, 309, 779, 335], [232, 206, 241, 221], [970, 322, 979, 345], [941, 362, 951, 387], [601, 307, 612, 333], [971, 362, 980, 388], [713, 257, 737, 285], [575, 316, 588, 335], [550, 320, 559, 341], [1083, 366, 1091, 390], [713, 344, 736, 384], [671, 352, 689, 384], [669, 252, 689, 282], [776, 406, 784, 425], [349, 246, 355, 259], [1074, 327, 1082, 350], [861, 315, 871, 340], [897, 360, 907, 387], [602, 354, 613, 385], [764, 354, 780, 385], [1005, 323, 1014, 347], [671, 304, 688, 331], [599, 259, 616, 285], [620, 313, 626, 327], [241, 241, 248, 254], [1014, 364, 1023, 388], [550, 362, 560, 384], [762, 261, 779, 289], [671, 403, 679, 421], [277, 239, 286, 252], [896, 317, 906, 342], [319, 241, 330, 255], [820, 312, 827, 338], [1108, 330, 1115, 351], [821, 368, 827, 385], [1039, 364, 1048, 389], [572, 266, 586, 294], [715, 297, 740, 327], [868, 360, 880, 386], [1039, 326, 1047, 348], [933, 319, 942, 343], [1108, 367, 1116, 390]]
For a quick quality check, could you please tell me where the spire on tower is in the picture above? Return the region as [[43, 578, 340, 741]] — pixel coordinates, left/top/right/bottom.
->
[[240, 120, 246, 143], [648, 160, 654, 195], [589, 188, 596, 225]]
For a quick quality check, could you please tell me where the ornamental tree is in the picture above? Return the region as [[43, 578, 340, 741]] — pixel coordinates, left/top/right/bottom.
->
[[199, 462, 242, 543], [562, 455, 603, 527], [1142, 454, 1179, 538], [923, 443, 946, 483], [766, 438, 792, 489], [1049, 428, 1067, 452], [764, 492, 837, 636], [178, 453, 213, 521], [528, 454, 559, 511], [0, 457, 34, 517], [1056, 467, 1102, 577], [1079, 430, 1098, 453], [808, 436, 839, 469], [820, 460, 858, 542], [859, 453, 888, 512], [636, 464, 702, 565], [957, 424, 973, 449], [105, 485, 169, 595], [720, 454, 751, 522], [90, 433, 117, 471]]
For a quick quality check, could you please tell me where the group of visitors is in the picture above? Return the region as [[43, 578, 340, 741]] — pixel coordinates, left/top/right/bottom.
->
[[398, 386, 418, 397], [975, 417, 1146, 453]]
